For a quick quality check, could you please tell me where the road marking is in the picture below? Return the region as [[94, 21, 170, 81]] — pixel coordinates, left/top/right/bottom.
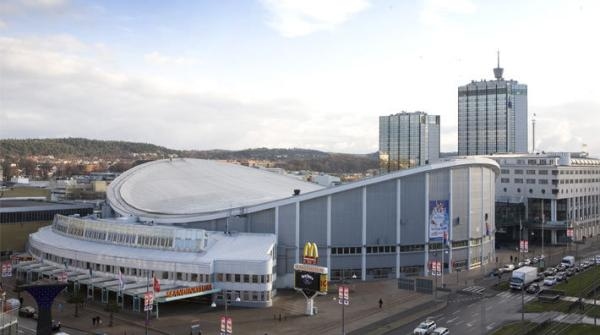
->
[[447, 317, 458, 323], [486, 305, 493, 310], [452, 309, 460, 315], [466, 322, 473, 327]]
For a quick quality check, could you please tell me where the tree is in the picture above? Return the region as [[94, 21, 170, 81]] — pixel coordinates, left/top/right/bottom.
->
[[67, 288, 85, 317], [104, 300, 121, 327]]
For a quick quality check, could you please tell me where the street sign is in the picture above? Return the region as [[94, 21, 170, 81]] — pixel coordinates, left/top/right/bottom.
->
[[430, 261, 442, 276], [220, 316, 232, 334], [1, 261, 12, 277], [519, 240, 529, 253], [338, 286, 349, 305], [144, 292, 154, 311], [567, 228, 574, 237]]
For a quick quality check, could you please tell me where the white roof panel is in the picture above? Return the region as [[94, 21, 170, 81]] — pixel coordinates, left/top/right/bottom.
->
[[108, 159, 323, 217]]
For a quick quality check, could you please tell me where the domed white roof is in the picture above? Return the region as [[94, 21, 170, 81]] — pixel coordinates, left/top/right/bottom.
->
[[107, 159, 323, 220]]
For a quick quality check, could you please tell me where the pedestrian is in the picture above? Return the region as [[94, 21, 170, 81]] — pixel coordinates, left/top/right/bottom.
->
[[92, 316, 96, 326], [510, 255, 513, 262], [379, 298, 383, 308]]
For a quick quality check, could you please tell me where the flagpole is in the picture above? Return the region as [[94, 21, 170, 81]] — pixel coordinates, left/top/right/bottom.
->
[[145, 270, 149, 335]]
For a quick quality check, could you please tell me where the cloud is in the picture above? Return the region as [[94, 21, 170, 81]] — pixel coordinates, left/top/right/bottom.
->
[[261, 0, 370, 37], [420, 0, 476, 25], [533, 101, 600, 156], [0, 35, 376, 153], [0, 19, 6, 29], [143, 51, 199, 67], [0, 0, 70, 15]]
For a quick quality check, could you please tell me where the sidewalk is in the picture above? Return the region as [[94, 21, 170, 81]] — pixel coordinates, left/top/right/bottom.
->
[[5, 277, 441, 335]]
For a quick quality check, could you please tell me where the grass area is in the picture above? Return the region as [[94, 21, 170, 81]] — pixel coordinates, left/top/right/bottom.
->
[[554, 265, 600, 296], [491, 321, 537, 335], [524, 298, 600, 318], [492, 280, 510, 291], [492, 321, 600, 335]]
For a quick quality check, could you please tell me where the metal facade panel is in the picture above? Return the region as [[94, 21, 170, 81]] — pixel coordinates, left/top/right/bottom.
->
[[470, 167, 483, 238], [247, 209, 275, 234], [331, 189, 363, 245], [277, 204, 296, 247], [451, 168, 469, 241], [299, 198, 327, 246], [366, 180, 397, 245], [400, 174, 426, 244]]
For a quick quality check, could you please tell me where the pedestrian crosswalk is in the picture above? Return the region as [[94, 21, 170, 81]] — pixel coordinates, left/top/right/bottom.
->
[[462, 286, 486, 295], [496, 290, 536, 303]]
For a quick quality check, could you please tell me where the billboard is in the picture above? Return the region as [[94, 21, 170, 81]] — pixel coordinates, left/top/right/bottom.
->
[[294, 270, 328, 293], [429, 200, 449, 241]]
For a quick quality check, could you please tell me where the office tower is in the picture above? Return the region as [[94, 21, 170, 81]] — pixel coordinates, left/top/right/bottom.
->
[[458, 53, 528, 156], [379, 111, 440, 173]]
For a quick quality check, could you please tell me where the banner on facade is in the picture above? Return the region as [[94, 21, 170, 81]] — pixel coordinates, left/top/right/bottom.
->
[[429, 200, 449, 241]]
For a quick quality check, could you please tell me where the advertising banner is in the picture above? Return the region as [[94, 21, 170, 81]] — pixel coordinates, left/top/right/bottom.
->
[[1, 261, 12, 278], [429, 200, 449, 241], [294, 270, 323, 292]]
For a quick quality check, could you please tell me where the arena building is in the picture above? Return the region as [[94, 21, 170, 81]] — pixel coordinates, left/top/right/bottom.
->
[[21, 157, 499, 310]]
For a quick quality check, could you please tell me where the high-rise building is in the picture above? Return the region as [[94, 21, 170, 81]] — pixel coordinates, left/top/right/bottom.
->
[[458, 53, 528, 156], [379, 111, 440, 173]]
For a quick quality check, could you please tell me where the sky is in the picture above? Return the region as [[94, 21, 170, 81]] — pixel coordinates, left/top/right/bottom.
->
[[1, 0, 600, 155]]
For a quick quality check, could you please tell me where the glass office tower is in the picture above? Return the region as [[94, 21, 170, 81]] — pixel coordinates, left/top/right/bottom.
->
[[379, 111, 440, 173], [458, 56, 528, 156]]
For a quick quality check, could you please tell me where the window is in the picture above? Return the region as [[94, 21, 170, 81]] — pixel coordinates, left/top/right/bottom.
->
[[252, 275, 259, 283], [527, 179, 536, 184], [243, 275, 250, 283], [235, 274, 241, 282], [539, 179, 548, 184], [501, 178, 509, 183], [514, 169, 524, 174], [225, 274, 232, 282], [514, 178, 523, 183], [501, 169, 509, 174], [539, 170, 548, 175], [526, 170, 536, 175]]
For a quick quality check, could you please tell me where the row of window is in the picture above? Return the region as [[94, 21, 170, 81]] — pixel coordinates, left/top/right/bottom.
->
[[30, 246, 268, 284], [215, 273, 272, 284], [218, 290, 271, 302]]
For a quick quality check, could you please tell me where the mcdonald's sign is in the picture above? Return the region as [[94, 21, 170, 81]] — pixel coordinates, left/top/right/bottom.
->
[[303, 242, 319, 265]]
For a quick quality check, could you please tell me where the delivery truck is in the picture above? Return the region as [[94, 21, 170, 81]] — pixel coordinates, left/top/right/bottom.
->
[[561, 256, 575, 268], [510, 266, 538, 290]]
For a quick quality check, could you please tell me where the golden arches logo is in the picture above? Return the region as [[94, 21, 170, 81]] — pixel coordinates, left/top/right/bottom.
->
[[303, 242, 319, 264]]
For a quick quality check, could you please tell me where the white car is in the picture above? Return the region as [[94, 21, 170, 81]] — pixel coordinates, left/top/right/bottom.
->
[[432, 327, 450, 335], [595, 255, 600, 264], [544, 276, 557, 286], [414, 320, 437, 334]]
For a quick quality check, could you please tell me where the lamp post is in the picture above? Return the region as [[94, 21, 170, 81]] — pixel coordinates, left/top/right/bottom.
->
[[212, 291, 240, 334], [339, 273, 356, 335]]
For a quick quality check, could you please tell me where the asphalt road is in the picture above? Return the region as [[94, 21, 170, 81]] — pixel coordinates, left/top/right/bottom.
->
[[16, 316, 89, 335]]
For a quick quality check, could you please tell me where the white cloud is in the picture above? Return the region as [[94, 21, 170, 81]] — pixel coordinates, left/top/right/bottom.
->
[[420, 0, 476, 25], [261, 0, 370, 37], [0, 0, 69, 15], [0, 19, 6, 28], [0, 35, 378, 153], [143, 51, 199, 67]]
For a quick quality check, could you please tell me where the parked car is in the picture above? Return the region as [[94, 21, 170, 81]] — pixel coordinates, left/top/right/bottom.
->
[[499, 264, 515, 273], [432, 327, 450, 335], [544, 276, 557, 286], [595, 255, 600, 264], [524, 258, 532, 265], [583, 261, 592, 269], [414, 319, 437, 335], [534, 273, 545, 282], [18, 306, 36, 318], [526, 283, 540, 294]]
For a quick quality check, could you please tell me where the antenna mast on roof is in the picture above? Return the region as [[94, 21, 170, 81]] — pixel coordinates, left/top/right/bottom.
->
[[493, 49, 504, 80]]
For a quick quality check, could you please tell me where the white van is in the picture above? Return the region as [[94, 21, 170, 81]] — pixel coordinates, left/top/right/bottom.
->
[[561, 256, 575, 268]]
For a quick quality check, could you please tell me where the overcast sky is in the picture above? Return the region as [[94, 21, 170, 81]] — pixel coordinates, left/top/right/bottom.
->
[[1, 0, 599, 155]]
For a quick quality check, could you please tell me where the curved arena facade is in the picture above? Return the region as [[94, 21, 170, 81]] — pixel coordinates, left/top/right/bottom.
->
[[24, 157, 499, 309]]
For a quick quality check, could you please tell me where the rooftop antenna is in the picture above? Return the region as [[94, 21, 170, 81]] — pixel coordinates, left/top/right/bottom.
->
[[493, 49, 504, 80]]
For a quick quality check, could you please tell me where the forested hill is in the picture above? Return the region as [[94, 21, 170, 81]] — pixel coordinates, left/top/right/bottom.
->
[[0, 138, 378, 173], [0, 138, 177, 158]]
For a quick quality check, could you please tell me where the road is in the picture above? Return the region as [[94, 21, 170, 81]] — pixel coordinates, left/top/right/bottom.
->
[[385, 244, 600, 335], [16, 316, 89, 335]]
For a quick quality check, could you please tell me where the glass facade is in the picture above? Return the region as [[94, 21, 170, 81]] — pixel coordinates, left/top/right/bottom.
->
[[458, 79, 527, 156], [379, 112, 440, 173]]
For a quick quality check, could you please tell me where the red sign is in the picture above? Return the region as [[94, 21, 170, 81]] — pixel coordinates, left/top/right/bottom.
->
[[1, 261, 12, 278], [520, 240, 529, 253], [567, 228, 574, 237], [153, 276, 160, 292], [220, 316, 232, 334], [338, 285, 349, 305], [144, 292, 154, 311]]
